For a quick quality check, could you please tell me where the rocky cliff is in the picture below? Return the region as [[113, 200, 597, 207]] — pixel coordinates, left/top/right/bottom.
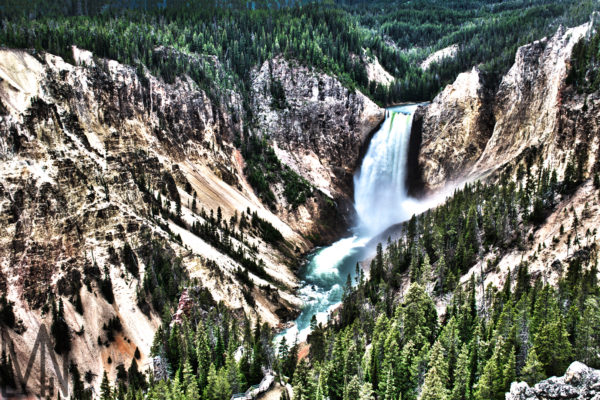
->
[[507, 362, 600, 400], [413, 20, 595, 193], [412, 67, 494, 193], [409, 17, 600, 312], [0, 47, 382, 395], [251, 57, 384, 233]]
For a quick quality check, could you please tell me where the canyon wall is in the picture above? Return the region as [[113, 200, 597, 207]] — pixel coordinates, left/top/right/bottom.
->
[[251, 57, 384, 234], [414, 20, 595, 193], [408, 17, 600, 320], [0, 47, 381, 395]]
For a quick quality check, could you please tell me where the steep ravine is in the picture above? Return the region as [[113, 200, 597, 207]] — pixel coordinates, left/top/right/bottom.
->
[[0, 47, 382, 395]]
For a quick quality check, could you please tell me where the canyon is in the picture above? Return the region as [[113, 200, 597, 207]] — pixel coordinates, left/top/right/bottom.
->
[[0, 11, 599, 398], [409, 17, 600, 307]]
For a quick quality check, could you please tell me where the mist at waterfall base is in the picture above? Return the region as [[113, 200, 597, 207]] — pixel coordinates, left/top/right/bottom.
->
[[279, 104, 439, 344]]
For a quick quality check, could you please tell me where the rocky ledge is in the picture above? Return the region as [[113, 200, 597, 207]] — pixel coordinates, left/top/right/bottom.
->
[[507, 362, 600, 400]]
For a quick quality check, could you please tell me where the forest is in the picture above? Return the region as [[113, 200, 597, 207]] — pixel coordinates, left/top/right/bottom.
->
[[1, 0, 599, 106]]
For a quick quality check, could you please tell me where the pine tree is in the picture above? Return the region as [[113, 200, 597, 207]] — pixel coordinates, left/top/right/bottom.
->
[[204, 364, 231, 400], [372, 243, 384, 283], [344, 341, 361, 379], [225, 351, 244, 394], [401, 284, 438, 349], [284, 339, 299, 379], [51, 299, 71, 355], [475, 338, 505, 400], [502, 346, 516, 391], [574, 297, 600, 368], [196, 321, 211, 388], [167, 371, 184, 399], [328, 333, 347, 400], [292, 360, 314, 400], [359, 382, 375, 400], [183, 360, 199, 399], [420, 365, 448, 400], [100, 371, 112, 400], [278, 336, 289, 374], [128, 358, 146, 391], [450, 345, 469, 400], [397, 340, 418, 399], [308, 319, 326, 362], [215, 327, 225, 369], [421, 253, 432, 284], [520, 348, 545, 386], [383, 369, 397, 400], [344, 375, 362, 400], [379, 329, 400, 400], [533, 319, 572, 377]]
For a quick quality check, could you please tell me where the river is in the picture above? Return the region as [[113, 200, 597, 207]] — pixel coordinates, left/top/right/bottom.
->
[[280, 104, 428, 343]]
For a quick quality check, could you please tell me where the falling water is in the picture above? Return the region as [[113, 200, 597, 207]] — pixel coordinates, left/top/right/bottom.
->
[[280, 104, 421, 343], [354, 104, 419, 235]]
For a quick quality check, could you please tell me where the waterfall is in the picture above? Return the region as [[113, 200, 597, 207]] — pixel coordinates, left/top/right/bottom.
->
[[279, 104, 421, 343], [354, 104, 419, 235]]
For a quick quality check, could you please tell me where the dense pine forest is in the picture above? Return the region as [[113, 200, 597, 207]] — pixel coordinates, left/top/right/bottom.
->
[[1, 0, 598, 105]]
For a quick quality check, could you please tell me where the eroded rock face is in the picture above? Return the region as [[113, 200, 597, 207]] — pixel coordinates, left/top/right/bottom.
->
[[1, 47, 364, 395], [0, 45, 384, 394], [251, 57, 384, 202], [413, 20, 595, 193], [473, 22, 593, 177], [409, 17, 600, 324], [414, 67, 494, 193], [507, 362, 600, 400]]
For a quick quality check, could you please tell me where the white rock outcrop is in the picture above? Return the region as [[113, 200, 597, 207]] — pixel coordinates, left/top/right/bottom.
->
[[507, 362, 600, 400]]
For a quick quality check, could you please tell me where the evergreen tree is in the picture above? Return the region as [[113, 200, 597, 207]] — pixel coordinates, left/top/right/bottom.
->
[[450, 344, 470, 400], [520, 348, 545, 386], [359, 382, 376, 400], [196, 321, 211, 388], [51, 299, 71, 355], [533, 319, 572, 377], [225, 351, 244, 394], [475, 338, 506, 400], [382, 369, 397, 400], [100, 371, 112, 400], [421, 365, 448, 400], [204, 364, 231, 400], [422, 340, 449, 399], [574, 297, 600, 368], [343, 375, 362, 400], [400, 284, 438, 348]]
